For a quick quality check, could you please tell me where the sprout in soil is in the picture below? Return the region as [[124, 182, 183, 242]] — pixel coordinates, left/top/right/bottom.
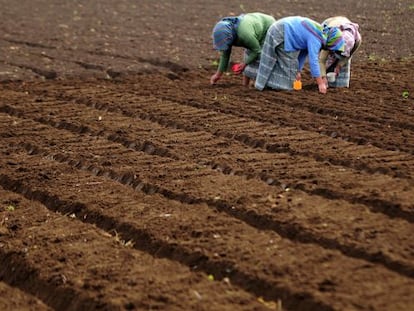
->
[[402, 90, 409, 99]]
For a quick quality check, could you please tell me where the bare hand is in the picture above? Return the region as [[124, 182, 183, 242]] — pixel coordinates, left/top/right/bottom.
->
[[210, 72, 222, 85], [334, 65, 341, 76], [318, 83, 327, 94], [322, 76, 329, 88]]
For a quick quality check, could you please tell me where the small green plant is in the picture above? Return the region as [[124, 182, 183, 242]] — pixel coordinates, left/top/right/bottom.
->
[[409, 4, 414, 10], [368, 54, 377, 61], [402, 90, 409, 99], [6, 205, 15, 211]]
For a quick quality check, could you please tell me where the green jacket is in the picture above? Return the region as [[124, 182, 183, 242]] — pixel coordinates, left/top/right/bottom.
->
[[218, 12, 276, 72]]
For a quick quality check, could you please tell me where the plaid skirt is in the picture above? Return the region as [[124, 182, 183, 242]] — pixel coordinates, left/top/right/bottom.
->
[[248, 21, 299, 91]]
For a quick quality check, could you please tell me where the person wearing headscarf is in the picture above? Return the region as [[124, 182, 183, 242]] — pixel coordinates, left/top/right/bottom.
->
[[251, 16, 345, 94], [211, 12, 276, 85], [319, 16, 362, 88]]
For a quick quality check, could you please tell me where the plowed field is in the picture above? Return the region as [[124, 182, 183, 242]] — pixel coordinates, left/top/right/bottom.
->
[[0, 1, 413, 310]]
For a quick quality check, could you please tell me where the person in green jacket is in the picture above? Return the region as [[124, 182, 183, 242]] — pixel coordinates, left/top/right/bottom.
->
[[210, 12, 276, 86]]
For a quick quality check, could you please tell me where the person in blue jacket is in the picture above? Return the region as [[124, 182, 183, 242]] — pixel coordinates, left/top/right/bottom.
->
[[251, 16, 345, 94]]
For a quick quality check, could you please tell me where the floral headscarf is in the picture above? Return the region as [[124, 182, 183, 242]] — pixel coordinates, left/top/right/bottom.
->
[[339, 22, 361, 57]]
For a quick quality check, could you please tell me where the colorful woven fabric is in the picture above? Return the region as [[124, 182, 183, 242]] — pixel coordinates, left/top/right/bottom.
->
[[326, 27, 345, 52], [321, 17, 361, 57], [301, 19, 345, 52]]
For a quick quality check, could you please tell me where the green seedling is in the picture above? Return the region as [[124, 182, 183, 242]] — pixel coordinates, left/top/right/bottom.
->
[[402, 90, 409, 99], [368, 54, 377, 61]]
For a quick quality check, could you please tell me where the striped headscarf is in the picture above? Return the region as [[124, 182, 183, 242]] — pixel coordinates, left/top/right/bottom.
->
[[301, 18, 345, 52], [212, 16, 243, 51], [326, 27, 345, 52]]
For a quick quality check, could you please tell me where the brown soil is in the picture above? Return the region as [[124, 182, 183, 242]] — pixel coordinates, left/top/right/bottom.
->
[[0, 1, 413, 310]]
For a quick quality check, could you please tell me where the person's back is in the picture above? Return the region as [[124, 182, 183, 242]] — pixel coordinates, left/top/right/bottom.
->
[[234, 13, 276, 48]]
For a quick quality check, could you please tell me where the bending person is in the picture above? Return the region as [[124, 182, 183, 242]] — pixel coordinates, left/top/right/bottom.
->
[[319, 16, 362, 88], [253, 16, 345, 94], [211, 12, 275, 86]]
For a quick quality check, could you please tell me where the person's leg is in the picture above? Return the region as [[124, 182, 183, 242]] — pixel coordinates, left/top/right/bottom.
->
[[242, 75, 251, 86], [242, 50, 256, 86], [256, 22, 298, 91], [335, 60, 351, 87], [255, 22, 283, 90], [266, 46, 299, 90]]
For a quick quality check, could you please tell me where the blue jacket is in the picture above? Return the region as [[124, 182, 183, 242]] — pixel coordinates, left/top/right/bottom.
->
[[283, 16, 324, 77]]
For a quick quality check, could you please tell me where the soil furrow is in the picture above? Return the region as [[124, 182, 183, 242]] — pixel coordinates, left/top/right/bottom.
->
[[153, 66, 414, 152], [162, 92, 414, 155], [2, 98, 413, 223], [59, 85, 414, 180], [0, 187, 265, 311], [1, 154, 414, 311], [0, 115, 413, 281], [0, 282, 51, 311], [147, 87, 414, 156], [1, 1, 413, 310], [4, 79, 414, 181]]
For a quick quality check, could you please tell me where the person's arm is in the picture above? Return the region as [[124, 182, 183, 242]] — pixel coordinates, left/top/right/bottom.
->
[[210, 48, 232, 84], [298, 50, 308, 72], [235, 14, 265, 65], [229, 33, 259, 75], [308, 42, 327, 93], [318, 49, 330, 87], [315, 76, 327, 94], [318, 49, 329, 77], [307, 42, 322, 78], [218, 48, 232, 72], [254, 34, 277, 91], [334, 36, 362, 76], [241, 35, 261, 65], [334, 56, 348, 75]]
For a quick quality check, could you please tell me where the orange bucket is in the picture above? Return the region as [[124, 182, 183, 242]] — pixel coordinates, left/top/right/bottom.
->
[[293, 80, 302, 90]]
